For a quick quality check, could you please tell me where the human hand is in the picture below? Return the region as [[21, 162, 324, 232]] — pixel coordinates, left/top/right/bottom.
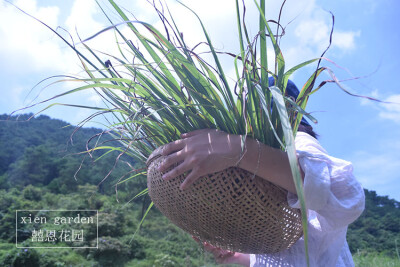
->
[[192, 236, 237, 265], [203, 242, 237, 265], [158, 129, 242, 190]]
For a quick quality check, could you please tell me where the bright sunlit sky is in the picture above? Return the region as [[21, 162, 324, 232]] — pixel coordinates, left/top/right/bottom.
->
[[1, 0, 399, 200]]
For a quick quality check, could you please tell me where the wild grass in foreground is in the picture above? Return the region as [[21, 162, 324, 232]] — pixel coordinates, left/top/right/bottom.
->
[[353, 251, 400, 267]]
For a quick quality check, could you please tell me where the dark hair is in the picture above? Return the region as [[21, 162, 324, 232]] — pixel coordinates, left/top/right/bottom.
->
[[268, 77, 318, 138], [298, 123, 318, 139]]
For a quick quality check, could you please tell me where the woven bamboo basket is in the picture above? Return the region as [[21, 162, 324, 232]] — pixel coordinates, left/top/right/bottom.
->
[[146, 145, 303, 254]]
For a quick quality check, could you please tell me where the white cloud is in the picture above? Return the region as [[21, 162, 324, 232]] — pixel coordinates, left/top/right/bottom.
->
[[379, 94, 400, 123], [1, 0, 360, 76], [332, 30, 361, 51], [295, 19, 331, 50], [351, 148, 400, 200], [359, 91, 400, 124], [65, 0, 103, 36], [360, 89, 379, 106], [0, 0, 129, 115], [2, 86, 25, 111], [0, 0, 72, 73], [291, 17, 360, 63]]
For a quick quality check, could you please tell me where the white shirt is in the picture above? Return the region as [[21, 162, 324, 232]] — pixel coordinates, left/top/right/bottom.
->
[[250, 132, 365, 267]]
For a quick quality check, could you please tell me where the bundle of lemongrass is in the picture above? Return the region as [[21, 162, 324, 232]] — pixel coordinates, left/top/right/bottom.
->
[[22, 0, 336, 261]]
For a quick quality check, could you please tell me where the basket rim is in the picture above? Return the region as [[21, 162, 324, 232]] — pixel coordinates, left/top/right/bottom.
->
[[146, 144, 166, 168]]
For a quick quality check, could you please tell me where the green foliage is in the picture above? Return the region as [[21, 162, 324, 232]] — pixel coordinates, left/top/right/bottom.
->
[[0, 183, 217, 266], [8, 144, 60, 186], [3, 247, 41, 267], [348, 190, 400, 257], [96, 210, 126, 237], [353, 251, 400, 267], [0, 114, 216, 265], [88, 236, 133, 266], [153, 253, 179, 267], [0, 114, 399, 265], [0, 244, 96, 267], [0, 114, 141, 195], [22, 185, 42, 201]]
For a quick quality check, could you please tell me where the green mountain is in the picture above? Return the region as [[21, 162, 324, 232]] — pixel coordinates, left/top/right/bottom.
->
[[0, 113, 139, 194], [0, 114, 209, 266], [347, 190, 400, 256]]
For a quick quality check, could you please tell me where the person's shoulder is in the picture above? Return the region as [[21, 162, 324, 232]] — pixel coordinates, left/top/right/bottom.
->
[[295, 132, 328, 156], [295, 132, 355, 173]]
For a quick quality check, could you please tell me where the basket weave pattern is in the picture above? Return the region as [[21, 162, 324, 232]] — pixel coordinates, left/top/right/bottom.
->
[[146, 146, 303, 254]]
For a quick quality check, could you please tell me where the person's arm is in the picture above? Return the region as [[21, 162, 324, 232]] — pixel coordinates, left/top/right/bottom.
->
[[234, 135, 301, 194], [159, 128, 302, 193]]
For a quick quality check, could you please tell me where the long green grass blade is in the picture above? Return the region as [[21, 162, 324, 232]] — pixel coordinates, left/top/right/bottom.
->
[[270, 85, 309, 267], [129, 201, 154, 244]]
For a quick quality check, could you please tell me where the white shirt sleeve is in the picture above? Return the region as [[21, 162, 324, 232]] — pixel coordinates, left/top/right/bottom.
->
[[288, 132, 365, 229], [250, 132, 365, 266]]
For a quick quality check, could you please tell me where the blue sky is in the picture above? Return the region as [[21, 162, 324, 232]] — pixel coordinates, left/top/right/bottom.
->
[[1, 0, 399, 200]]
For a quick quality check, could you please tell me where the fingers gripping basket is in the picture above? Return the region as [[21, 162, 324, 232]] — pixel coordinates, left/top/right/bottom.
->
[[146, 145, 303, 254]]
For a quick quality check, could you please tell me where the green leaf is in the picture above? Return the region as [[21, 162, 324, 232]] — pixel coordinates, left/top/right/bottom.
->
[[269, 85, 309, 266]]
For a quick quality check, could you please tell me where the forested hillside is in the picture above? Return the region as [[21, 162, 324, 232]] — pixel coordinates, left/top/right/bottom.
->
[[0, 113, 135, 193], [0, 114, 399, 266], [348, 190, 400, 256]]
